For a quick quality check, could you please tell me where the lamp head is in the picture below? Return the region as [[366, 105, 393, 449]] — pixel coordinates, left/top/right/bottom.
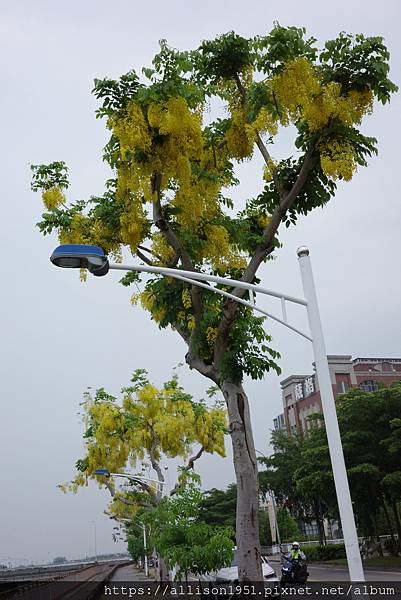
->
[[94, 468, 111, 477], [296, 246, 309, 258], [50, 244, 109, 276]]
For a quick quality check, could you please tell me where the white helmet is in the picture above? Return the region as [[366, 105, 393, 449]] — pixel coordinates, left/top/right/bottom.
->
[[292, 541, 299, 547]]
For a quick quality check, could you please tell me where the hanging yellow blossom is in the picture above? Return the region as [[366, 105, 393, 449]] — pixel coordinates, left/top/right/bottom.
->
[[119, 197, 147, 253], [251, 106, 278, 138], [203, 224, 247, 273], [59, 213, 90, 245], [225, 108, 254, 160], [187, 315, 196, 330], [42, 187, 65, 210], [151, 233, 176, 266], [182, 288, 192, 309], [206, 326, 218, 344], [319, 137, 356, 181], [271, 58, 374, 133], [111, 101, 152, 156], [271, 57, 321, 123]]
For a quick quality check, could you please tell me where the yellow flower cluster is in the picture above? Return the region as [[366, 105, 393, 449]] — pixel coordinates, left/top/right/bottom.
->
[[271, 58, 373, 132], [59, 213, 90, 245], [203, 224, 247, 273], [111, 101, 151, 156], [63, 377, 227, 495], [42, 186, 65, 210], [257, 213, 272, 229], [182, 288, 192, 309], [151, 233, 176, 266], [194, 408, 226, 454], [206, 326, 218, 344], [225, 108, 254, 160], [119, 197, 146, 253], [131, 289, 166, 323], [112, 97, 203, 205], [173, 177, 221, 230], [318, 138, 356, 181], [59, 213, 121, 264], [262, 159, 276, 183], [251, 106, 278, 138], [271, 58, 320, 123]]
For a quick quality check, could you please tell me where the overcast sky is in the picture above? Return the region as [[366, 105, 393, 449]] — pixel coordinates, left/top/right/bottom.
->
[[1, 0, 400, 566]]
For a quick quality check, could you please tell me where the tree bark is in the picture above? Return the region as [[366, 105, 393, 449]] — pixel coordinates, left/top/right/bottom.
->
[[312, 498, 326, 545], [391, 499, 401, 554], [382, 497, 397, 555], [221, 379, 262, 581]]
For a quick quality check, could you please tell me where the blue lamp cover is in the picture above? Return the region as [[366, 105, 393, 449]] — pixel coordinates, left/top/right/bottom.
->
[[52, 244, 106, 258], [94, 468, 110, 476]]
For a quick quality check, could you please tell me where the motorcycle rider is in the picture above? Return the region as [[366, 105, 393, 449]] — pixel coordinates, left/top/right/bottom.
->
[[289, 542, 306, 562]]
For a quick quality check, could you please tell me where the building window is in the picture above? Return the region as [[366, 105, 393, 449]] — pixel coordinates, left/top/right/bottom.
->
[[338, 381, 349, 394], [359, 379, 379, 392]]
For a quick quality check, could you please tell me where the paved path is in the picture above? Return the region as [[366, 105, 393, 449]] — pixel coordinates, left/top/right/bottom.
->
[[109, 564, 150, 581]]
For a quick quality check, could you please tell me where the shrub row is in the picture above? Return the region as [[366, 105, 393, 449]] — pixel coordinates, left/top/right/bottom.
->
[[301, 543, 346, 561]]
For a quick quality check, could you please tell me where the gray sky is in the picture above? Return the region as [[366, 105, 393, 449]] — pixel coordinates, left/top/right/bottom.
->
[[1, 0, 400, 565]]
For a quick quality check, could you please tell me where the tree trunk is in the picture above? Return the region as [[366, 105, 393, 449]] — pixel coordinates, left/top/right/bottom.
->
[[391, 499, 401, 554], [157, 554, 169, 582], [382, 497, 397, 556], [221, 380, 263, 581], [313, 498, 325, 545]]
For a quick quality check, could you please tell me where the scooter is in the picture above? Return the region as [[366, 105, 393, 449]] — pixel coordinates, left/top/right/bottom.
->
[[280, 555, 309, 585]]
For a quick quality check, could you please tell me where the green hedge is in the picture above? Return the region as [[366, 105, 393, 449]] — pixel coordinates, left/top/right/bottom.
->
[[301, 543, 346, 561]]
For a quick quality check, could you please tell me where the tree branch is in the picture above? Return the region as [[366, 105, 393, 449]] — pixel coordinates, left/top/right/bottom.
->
[[136, 248, 155, 266], [233, 73, 283, 195], [138, 244, 163, 261], [185, 345, 219, 384], [149, 432, 165, 503], [169, 446, 205, 496], [103, 476, 157, 505], [213, 145, 318, 369], [151, 173, 206, 370]]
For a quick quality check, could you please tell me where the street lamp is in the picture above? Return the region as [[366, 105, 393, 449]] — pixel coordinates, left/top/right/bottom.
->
[[51, 243, 365, 582], [99, 471, 151, 577], [117, 518, 149, 577], [94, 469, 165, 493], [90, 521, 98, 563], [256, 450, 281, 552], [50, 244, 109, 276]]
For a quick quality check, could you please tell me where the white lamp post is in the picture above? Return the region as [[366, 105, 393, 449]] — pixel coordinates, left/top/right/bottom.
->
[[96, 471, 152, 577], [50, 244, 364, 582], [90, 521, 98, 563]]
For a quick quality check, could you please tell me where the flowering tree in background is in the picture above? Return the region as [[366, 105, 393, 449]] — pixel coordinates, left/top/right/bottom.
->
[[60, 369, 226, 499], [32, 25, 396, 579], [60, 370, 226, 579]]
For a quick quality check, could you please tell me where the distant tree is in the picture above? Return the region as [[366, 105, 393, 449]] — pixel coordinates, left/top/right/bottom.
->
[[60, 369, 226, 509], [277, 509, 301, 542], [52, 556, 67, 564], [31, 26, 397, 579], [127, 533, 145, 562], [262, 383, 401, 550], [59, 369, 227, 577], [259, 429, 329, 543], [198, 484, 237, 530]]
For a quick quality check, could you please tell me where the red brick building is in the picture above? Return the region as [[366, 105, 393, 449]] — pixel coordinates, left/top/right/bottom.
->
[[276, 356, 401, 433]]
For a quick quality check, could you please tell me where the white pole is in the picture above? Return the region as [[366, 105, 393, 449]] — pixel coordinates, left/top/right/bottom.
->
[[271, 490, 281, 547], [91, 521, 98, 563], [142, 523, 148, 578], [297, 247, 364, 582]]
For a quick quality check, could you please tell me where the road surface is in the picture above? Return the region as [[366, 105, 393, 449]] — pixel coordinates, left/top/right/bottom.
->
[[268, 556, 401, 581]]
